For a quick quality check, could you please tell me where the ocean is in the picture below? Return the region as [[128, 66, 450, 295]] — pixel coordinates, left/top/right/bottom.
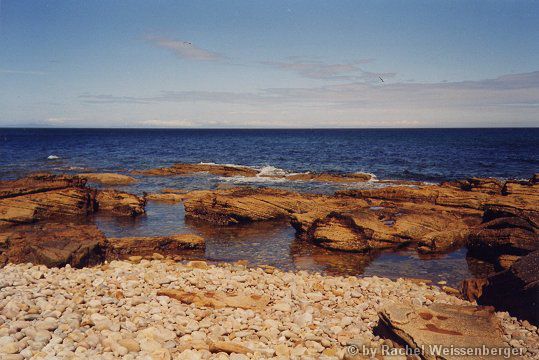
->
[[2, 127, 537, 284]]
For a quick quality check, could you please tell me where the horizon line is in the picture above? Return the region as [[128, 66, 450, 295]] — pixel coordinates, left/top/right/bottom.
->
[[1, 126, 538, 130]]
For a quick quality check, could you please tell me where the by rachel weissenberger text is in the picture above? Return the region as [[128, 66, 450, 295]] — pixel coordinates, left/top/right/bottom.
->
[[347, 344, 525, 358]]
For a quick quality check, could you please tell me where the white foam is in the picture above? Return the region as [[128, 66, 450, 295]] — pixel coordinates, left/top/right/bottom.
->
[[219, 175, 288, 184], [198, 162, 251, 169], [257, 165, 288, 177], [47, 155, 60, 160]]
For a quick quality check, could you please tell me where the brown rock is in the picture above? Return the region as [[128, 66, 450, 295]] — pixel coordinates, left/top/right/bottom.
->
[[183, 187, 350, 225], [96, 190, 145, 216], [497, 254, 521, 270], [378, 302, 509, 360], [0, 223, 107, 267], [442, 177, 503, 194], [286, 172, 372, 182], [0, 173, 87, 198], [0, 174, 96, 228], [133, 163, 258, 177], [208, 341, 252, 354], [146, 193, 186, 203], [107, 234, 204, 258], [78, 173, 136, 185], [292, 211, 400, 252], [157, 289, 270, 310], [293, 206, 475, 253], [461, 250, 539, 325], [468, 205, 538, 257], [186, 260, 208, 269]]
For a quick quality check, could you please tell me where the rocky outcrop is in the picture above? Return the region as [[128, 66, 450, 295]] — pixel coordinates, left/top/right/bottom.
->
[[0, 174, 146, 227], [0, 223, 107, 268], [285, 172, 372, 182], [461, 251, 539, 325], [378, 302, 509, 360], [146, 192, 186, 203], [182, 174, 537, 255], [338, 174, 538, 211], [468, 205, 538, 258], [78, 173, 137, 185], [291, 206, 475, 253], [107, 234, 204, 258], [183, 187, 355, 225], [96, 190, 146, 216], [0, 174, 96, 228], [133, 163, 259, 177]]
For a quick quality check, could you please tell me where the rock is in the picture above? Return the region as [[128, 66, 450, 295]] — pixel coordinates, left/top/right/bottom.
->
[[497, 254, 522, 270], [90, 313, 113, 331], [378, 302, 509, 359], [157, 289, 270, 310], [183, 187, 344, 225], [0, 223, 107, 268], [96, 189, 145, 216], [443, 177, 504, 194], [468, 205, 538, 258], [133, 163, 373, 183], [117, 338, 140, 353], [133, 163, 259, 177], [293, 208, 474, 253], [146, 193, 186, 203], [78, 173, 136, 185], [208, 341, 252, 354], [186, 260, 208, 269], [0, 174, 96, 228], [285, 172, 372, 183], [461, 251, 539, 325], [292, 211, 400, 252], [107, 234, 205, 258]]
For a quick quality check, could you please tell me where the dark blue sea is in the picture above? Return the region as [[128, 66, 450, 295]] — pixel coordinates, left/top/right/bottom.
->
[[1, 128, 537, 182], [1, 128, 537, 284]]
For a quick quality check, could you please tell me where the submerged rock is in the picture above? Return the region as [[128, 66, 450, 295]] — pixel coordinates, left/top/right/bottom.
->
[[133, 163, 259, 177], [78, 172, 137, 185]]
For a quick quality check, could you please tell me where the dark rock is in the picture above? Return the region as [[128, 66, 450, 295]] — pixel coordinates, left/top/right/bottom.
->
[[461, 250, 539, 325], [0, 223, 107, 268]]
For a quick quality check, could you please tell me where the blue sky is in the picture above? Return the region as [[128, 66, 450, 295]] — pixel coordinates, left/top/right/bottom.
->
[[0, 0, 538, 128]]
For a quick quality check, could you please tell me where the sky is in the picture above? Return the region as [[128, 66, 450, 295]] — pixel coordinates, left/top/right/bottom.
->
[[0, 0, 538, 128]]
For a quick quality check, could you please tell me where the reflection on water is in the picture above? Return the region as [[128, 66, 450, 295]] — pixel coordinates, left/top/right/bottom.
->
[[95, 201, 488, 287]]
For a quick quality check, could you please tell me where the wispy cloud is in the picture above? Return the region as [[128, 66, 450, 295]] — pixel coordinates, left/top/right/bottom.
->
[[0, 69, 47, 75], [80, 71, 539, 109], [261, 59, 394, 82], [145, 36, 223, 61]]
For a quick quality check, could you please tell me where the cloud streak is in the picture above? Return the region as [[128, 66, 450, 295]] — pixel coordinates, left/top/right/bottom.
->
[[0, 69, 47, 75], [145, 36, 223, 61], [261, 59, 394, 82], [79, 71, 539, 109]]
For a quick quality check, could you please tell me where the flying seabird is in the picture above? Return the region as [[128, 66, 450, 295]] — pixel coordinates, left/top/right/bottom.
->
[[379, 76, 384, 83]]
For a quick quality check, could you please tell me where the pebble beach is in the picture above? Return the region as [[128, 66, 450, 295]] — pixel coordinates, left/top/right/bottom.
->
[[1, 259, 537, 359]]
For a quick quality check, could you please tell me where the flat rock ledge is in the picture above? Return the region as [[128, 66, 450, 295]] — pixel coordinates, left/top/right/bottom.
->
[[1, 261, 537, 359]]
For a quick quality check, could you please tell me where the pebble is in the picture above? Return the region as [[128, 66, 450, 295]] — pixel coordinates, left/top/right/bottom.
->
[[0, 260, 536, 359]]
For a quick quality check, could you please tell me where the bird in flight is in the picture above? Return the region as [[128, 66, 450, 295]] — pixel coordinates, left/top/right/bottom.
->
[[379, 76, 384, 83]]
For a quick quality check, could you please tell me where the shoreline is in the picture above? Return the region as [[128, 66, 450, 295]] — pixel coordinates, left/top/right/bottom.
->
[[1, 260, 537, 359], [0, 169, 537, 358]]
